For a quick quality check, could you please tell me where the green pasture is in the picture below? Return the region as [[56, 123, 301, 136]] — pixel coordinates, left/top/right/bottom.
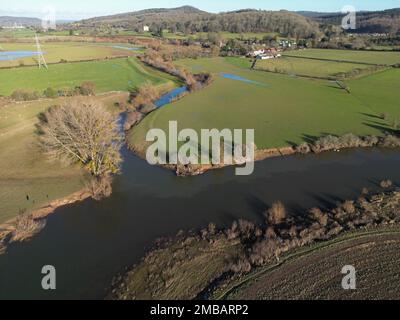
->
[[128, 57, 400, 151], [0, 99, 86, 223], [255, 57, 375, 78], [0, 57, 174, 96], [284, 49, 400, 65], [0, 93, 131, 224], [0, 42, 139, 68]]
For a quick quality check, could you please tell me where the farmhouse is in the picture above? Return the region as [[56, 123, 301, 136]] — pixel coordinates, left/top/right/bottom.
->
[[253, 48, 282, 60], [143, 25, 150, 32]]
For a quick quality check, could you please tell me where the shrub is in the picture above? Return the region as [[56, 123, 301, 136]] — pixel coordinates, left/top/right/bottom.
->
[[266, 202, 287, 225], [87, 174, 113, 201], [296, 143, 311, 154], [339, 133, 362, 148], [380, 135, 400, 148], [342, 201, 356, 214], [124, 111, 143, 131], [309, 207, 328, 226], [380, 180, 393, 189], [11, 213, 45, 242], [43, 87, 58, 98], [11, 90, 40, 101], [77, 81, 96, 96], [311, 135, 340, 153], [381, 112, 389, 121], [362, 135, 379, 147]]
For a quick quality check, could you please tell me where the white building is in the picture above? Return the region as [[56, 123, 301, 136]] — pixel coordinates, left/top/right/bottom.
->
[[143, 25, 150, 32]]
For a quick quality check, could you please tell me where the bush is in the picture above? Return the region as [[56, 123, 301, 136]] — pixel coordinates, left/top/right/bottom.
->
[[266, 202, 287, 225], [43, 87, 58, 98], [296, 143, 311, 154], [342, 201, 356, 214], [11, 89, 41, 101], [380, 135, 400, 148], [88, 174, 113, 201], [77, 81, 96, 96], [309, 207, 328, 226], [380, 180, 393, 189], [124, 111, 143, 131], [11, 213, 46, 242]]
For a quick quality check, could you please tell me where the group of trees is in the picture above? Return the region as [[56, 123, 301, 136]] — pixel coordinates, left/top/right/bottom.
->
[[11, 82, 96, 102], [295, 132, 400, 155], [79, 7, 319, 38]]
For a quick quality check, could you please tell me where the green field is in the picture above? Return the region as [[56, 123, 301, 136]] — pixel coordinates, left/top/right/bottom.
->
[[0, 93, 131, 224], [0, 99, 86, 223], [0, 42, 140, 68], [284, 48, 400, 65], [255, 56, 377, 79], [0, 57, 175, 96], [128, 57, 400, 151]]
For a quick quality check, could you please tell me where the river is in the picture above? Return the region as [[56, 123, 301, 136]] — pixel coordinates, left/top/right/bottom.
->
[[0, 143, 399, 299]]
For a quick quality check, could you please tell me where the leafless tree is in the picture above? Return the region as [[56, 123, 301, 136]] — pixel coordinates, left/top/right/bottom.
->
[[266, 201, 287, 225], [37, 99, 123, 177]]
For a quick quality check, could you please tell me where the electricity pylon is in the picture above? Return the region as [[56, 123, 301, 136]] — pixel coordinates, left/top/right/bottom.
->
[[35, 34, 48, 69]]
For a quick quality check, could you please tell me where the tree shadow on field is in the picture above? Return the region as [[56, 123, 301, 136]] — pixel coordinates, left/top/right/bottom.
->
[[359, 112, 381, 120], [301, 134, 319, 144], [363, 121, 397, 135], [285, 140, 298, 147]]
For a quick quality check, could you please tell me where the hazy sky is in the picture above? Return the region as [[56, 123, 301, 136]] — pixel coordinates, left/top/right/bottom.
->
[[1, 0, 399, 20]]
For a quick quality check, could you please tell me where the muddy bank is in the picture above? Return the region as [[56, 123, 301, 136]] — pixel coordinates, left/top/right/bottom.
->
[[0, 189, 91, 255]]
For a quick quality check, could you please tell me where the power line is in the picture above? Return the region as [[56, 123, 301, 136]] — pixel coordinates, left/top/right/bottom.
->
[[35, 34, 48, 69]]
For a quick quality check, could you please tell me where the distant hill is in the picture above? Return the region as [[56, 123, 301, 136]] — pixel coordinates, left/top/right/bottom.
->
[[75, 6, 319, 38], [0, 16, 41, 27], [298, 8, 400, 34], [80, 6, 208, 27]]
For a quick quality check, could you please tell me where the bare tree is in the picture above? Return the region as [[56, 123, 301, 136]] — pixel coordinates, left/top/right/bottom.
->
[[266, 201, 287, 225], [37, 99, 123, 177]]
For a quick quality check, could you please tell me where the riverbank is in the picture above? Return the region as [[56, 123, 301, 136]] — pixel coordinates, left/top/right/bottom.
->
[[0, 188, 91, 255], [108, 187, 400, 300], [127, 132, 400, 177]]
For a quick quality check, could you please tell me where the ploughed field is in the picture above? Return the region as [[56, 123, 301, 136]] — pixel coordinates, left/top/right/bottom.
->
[[226, 228, 400, 300], [128, 55, 400, 151]]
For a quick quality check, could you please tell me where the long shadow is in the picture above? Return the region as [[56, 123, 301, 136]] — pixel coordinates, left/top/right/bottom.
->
[[245, 194, 268, 218], [363, 122, 397, 135], [359, 112, 381, 120], [301, 134, 320, 144]]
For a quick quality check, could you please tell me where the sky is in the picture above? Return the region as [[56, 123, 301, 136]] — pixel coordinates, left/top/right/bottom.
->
[[1, 0, 399, 20]]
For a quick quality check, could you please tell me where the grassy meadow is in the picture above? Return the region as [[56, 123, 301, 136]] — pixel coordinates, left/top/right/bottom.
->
[[128, 56, 400, 151], [0, 42, 140, 68], [0, 93, 130, 224], [255, 56, 377, 78], [284, 48, 400, 65], [0, 57, 175, 96]]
